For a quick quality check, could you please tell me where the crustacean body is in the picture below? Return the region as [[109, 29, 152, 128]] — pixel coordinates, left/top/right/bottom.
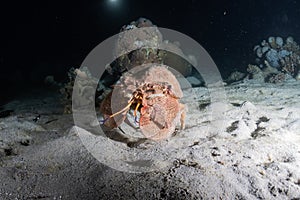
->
[[100, 64, 185, 141]]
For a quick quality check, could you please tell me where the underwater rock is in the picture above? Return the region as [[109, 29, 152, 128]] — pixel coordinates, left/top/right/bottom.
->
[[248, 36, 300, 83], [296, 71, 300, 80], [0, 110, 13, 118], [160, 40, 193, 76], [59, 67, 101, 114], [226, 71, 246, 83], [276, 36, 283, 47], [265, 72, 286, 84], [110, 17, 193, 77], [247, 64, 265, 82], [186, 76, 202, 86], [266, 49, 280, 68], [121, 17, 154, 31]]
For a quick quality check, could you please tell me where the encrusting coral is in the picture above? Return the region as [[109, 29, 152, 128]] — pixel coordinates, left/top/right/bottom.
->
[[265, 72, 286, 84], [228, 36, 300, 84], [106, 17, 194, 78], [252, 36, 300, 82], [246, 64, 265, 82]]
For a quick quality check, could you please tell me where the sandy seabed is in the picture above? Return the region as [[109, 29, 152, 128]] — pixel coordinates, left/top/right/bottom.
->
[[0, 80, 300, 199]]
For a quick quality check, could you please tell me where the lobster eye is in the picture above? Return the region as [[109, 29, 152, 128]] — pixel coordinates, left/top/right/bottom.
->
[[142, 85, 146, 90], [147, 83, 153, 88]]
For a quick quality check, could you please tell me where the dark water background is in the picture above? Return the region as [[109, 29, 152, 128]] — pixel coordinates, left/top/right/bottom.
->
[[1, 0, 300, 105]]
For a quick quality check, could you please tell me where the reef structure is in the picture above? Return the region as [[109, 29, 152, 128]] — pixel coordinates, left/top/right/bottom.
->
[[106, 17, 195, 78], [58, 17, 198, 114], [252, 36, 300, 82], [227, 36, 300, 84]]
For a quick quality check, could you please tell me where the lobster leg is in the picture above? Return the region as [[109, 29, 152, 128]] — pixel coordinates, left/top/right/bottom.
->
[[109, 101, 133, 118]]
